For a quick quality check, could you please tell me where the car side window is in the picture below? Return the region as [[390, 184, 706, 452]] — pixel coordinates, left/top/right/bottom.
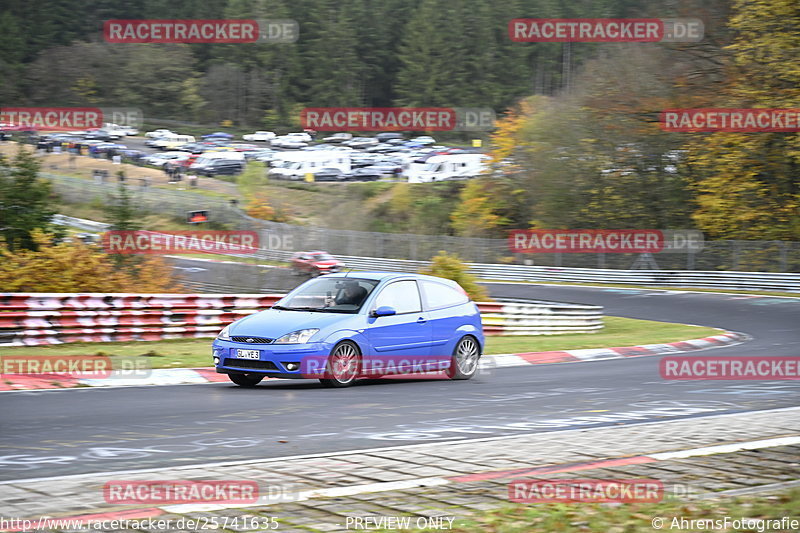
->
[[373, 280, 421, 314], [420, 281, 469, 310]]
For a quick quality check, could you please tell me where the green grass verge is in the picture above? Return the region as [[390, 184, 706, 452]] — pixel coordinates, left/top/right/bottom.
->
[[441, 488, 800, 532], [0, 317, 721, 369], [481, 279, 800, 298], [483, 317, 720, 354]]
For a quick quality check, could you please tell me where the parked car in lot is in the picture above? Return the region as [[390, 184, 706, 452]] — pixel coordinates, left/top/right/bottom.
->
[[244, 149, 277, 161], [345, 137, 379, 149], [290, 251, 344, 277], [322, 132, 353, 143], [152, 135, 196, 150], [144, 151, 190, 167], [410, 136, 436, 145], [202, 132, 234, 140], [228, 143, 260, 152], [212, 272, 484, 387], [104, 123, 139, 136], [196, 158, 245, 177], [350, 153, 381, 167], [302, 143, 336, 151], [271, 135, 309, 149], [243, 131, 276, 142], [376, 132, 404, 143], [346, 167, 383, 181], [310, 167, 349, 181], [145, 128, 176, 138], [83, 129, 123, 141], [363, 159, 403, 175], [177, 142, 210, 154]]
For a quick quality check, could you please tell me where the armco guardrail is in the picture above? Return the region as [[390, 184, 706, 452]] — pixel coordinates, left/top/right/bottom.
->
[[204, 251, 800, 292], [0, 293, 603, 346]]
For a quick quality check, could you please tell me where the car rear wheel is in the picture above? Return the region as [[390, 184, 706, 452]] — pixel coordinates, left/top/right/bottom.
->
[[447, 335, 480, 380], [319, 341, 361, 388], [228, 373, 264, 387]]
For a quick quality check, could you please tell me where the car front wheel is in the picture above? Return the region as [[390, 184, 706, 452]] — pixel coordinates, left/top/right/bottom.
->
[[320, 341, 361, 388], [228, 373, 264, 387], [447, 336, 480, 380]]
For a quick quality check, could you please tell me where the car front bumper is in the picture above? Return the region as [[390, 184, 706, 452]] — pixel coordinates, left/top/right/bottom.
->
[[212, 339, 333, 379]]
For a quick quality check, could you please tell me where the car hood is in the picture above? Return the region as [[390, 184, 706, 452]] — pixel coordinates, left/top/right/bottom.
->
[[230, 309, 355, 339]]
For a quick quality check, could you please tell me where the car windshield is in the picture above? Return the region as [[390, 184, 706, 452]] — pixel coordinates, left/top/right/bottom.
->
[[311, 253, 334, 260], [273, 277, 378, 313]]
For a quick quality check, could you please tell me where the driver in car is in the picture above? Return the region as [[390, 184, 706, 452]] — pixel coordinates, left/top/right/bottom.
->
[[335, 281, 368, 306]]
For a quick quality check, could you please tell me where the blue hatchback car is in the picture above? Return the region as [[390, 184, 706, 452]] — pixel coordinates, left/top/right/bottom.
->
[[212, 272, 484, 387]]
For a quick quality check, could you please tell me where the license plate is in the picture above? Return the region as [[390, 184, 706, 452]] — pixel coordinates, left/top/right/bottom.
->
[[236, 349, 260, 360]]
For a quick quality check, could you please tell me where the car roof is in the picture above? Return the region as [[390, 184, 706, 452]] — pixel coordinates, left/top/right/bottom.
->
[[322, 271, 458, 285]]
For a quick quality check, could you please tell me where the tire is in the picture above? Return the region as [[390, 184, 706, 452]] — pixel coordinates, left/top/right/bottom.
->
[[319, 341, 361, 388], [228, 373, 264, 387], [447, 335, 480, 380]]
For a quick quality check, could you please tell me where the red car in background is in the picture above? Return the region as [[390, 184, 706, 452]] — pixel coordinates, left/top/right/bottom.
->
[[290, 251, 345, 277]]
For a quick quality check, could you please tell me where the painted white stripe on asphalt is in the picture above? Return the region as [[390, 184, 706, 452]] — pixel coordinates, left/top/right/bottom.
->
[[163, 436, 800, 512], [161, 477, 451, 513], [648, 436, 800, 460], [6, 405, 797, 486]]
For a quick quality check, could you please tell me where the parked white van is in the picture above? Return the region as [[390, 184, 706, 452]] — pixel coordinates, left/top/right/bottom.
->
[[189, 151, 246, 171], [152, 134, 196, 150], [269, 151, 351, 180], [407, 154, 490, 182]]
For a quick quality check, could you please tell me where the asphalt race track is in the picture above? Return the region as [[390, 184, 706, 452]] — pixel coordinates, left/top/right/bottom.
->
[[2, 283, 799, 481]]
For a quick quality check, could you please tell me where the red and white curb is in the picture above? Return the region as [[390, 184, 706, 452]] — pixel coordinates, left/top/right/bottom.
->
[[488, 331, 749, 367], [0, 332, 748, 391]]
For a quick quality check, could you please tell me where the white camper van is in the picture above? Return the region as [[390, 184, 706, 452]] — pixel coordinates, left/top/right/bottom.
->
[[269, 151, 351, 180], [407, 153, 490, 182]]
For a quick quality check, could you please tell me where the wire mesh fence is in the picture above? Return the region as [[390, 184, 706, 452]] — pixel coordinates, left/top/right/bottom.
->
[[46, 173, 800, 272]]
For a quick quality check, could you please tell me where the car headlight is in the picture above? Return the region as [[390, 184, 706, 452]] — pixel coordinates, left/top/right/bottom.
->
[[274, 328, 319, 344], [217, 325, 231, 341]]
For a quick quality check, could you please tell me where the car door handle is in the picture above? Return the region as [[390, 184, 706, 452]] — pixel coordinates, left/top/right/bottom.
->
[[416, 317, 427, 324]]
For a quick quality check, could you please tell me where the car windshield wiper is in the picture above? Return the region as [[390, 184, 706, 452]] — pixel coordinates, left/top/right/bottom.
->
[[272, 305, 299, 311]]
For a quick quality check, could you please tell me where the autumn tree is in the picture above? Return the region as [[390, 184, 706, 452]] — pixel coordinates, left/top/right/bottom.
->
[[684, 0, 800, 240], [420, 250, 489, 301], [0, 230, 182, 293]]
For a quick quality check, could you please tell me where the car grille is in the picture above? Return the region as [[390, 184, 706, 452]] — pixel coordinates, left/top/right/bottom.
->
[[231, 336, 274, 344], [223, 358, 279, 371]]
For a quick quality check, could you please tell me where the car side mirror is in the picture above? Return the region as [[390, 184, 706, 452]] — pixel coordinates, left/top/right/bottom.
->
[[371, 306, 396, 318]]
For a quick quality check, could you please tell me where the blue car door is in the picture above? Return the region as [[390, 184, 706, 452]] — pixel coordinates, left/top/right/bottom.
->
[[366, 280, 432, 370], [420, 279, 474, 360]]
